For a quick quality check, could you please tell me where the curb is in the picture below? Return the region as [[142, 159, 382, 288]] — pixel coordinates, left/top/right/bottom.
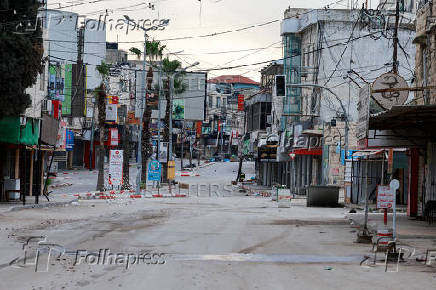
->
[[73, 189, 188, 200], [8, 199, 79, 212]]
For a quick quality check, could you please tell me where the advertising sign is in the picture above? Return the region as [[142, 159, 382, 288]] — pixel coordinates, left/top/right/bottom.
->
[[66, 130, 74, 151], [160, 142, 168, 163], [109, 150, 123, 186], [56, 121, 67, 150], [147, 160, 162, 181], [48, 64, 73, 116], [110, 128, 119, 146], [356, 84, 371, 141], [173, 99, 185, 120], [237, 95, 244, 111], [372, 73, 409, 110], [377, 185, 394, 209], [106, 104, 118, 122]]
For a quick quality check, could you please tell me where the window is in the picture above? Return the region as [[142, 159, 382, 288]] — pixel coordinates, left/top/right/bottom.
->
[[183, 79, 189, 91], [199, 78, 205, 90], [208, 95, 213, 107], [216, 97, 221, 108], [190, 79, 197, 91]]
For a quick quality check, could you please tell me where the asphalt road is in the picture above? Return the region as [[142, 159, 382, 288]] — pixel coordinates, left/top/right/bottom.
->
[[0, 162, 435, 289]]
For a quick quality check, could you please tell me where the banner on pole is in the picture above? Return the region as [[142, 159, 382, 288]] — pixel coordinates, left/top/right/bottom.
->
[[109, 150, 123, 186], [147, 160, 162, 181]]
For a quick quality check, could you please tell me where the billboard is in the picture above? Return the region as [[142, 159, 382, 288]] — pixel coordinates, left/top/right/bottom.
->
[[48, 64, 73, 116], [150, 72, 207, 121]]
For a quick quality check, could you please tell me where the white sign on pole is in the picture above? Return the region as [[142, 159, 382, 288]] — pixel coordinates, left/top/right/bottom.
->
[[106, 104, 118, 122], [109, 150, 123, 186], [160, 142, 168, 163], [376, 185, 394, 209]]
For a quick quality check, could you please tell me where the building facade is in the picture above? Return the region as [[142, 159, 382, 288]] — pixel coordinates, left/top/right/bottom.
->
[[276, 7, 416, 199]]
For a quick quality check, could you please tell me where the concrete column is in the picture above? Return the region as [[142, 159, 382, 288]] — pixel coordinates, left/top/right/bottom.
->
[[40, 151, 45, 194], [15, 148, 20, 179], [29, 150, 34, 196], [263, 162, 267, 186]]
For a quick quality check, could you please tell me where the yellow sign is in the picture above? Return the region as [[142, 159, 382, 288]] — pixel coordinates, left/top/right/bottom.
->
[[167, 161, 175, 180]]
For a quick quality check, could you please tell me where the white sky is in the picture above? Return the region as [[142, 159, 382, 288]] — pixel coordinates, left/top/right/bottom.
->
[[47, 0, 381, 81]]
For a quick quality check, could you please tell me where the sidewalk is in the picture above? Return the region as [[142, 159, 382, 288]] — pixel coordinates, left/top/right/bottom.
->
[[0, 193, 77, 213], [347, 211, 436, 255]]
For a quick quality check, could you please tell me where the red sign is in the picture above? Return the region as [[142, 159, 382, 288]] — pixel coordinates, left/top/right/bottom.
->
[[52, 100, 62, 119], [105, 128, 119, 146], [237, 95, 244, 111], [196, 121, 202, 137]]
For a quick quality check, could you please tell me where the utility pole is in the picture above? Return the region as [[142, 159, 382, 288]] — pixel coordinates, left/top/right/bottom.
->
[[89, 99, 96, 170], [181, 120, 185, 170], [135, 31, 147, 194], [169, 76, 175, 165], [392, 0, 400, 74], [157, 64, 162, 163]]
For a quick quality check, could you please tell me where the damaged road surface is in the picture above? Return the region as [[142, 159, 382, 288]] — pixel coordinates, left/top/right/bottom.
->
[[0, 194, 435, 289]]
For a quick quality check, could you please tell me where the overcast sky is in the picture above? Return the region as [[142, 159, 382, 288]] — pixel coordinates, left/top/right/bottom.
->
[[48, 0, 381, 81]]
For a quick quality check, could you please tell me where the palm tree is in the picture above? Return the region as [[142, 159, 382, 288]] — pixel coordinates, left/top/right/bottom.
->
[[130, 40, 166, 187], [95, 61, 110, 191], [161, 57, 187, 182]]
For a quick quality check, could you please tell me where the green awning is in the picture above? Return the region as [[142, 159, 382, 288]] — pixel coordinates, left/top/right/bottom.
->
[[0, 117, 40, 145]]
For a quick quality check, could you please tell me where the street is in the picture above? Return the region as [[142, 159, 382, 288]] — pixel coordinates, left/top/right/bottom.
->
[[0, 162, 435, 290]]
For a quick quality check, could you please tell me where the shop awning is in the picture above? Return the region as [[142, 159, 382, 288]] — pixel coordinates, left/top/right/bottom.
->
[[291, 148, 322, 156], [351, 150, 384, 160], [369, 105, 436, 131], [302, 129, 323, 136], [0, 117, 39, 145]]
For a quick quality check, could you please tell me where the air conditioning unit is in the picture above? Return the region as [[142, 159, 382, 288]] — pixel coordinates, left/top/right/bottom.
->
[[42, 99, 52, 113], [4, 178, 20, 200]]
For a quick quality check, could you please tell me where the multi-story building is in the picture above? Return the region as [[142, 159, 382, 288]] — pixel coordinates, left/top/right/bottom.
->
[[246, 61, 283, 186], [205, 75, 260, 158], [359, 0, 436, 218], [277, 7, 416, 199]]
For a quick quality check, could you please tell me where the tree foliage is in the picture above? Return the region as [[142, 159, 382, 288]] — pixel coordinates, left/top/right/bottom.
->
[[129, 47, 142, 59], [0, 0, 44, 118]]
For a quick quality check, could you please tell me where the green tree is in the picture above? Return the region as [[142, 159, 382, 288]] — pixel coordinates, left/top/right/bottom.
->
[[161, 57, 186, 182], [0, 0, 44, 118], [95, 61, 110, 191], [130, 39, 166, 186]]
